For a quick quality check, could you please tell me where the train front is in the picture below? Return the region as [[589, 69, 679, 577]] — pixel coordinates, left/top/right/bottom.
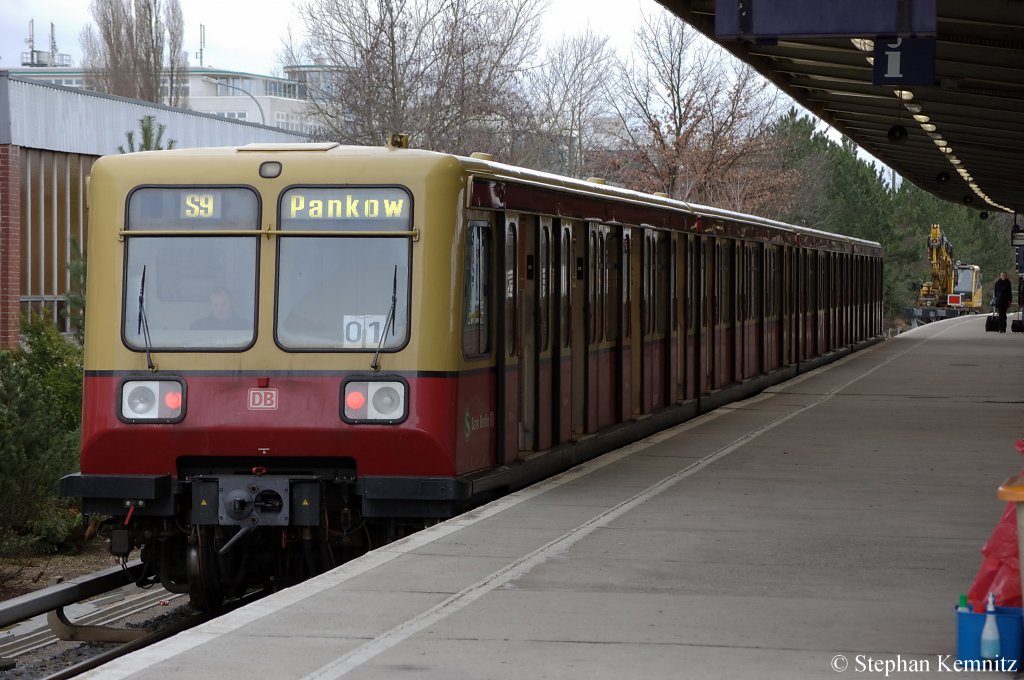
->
[[60, 145, 466, 609]]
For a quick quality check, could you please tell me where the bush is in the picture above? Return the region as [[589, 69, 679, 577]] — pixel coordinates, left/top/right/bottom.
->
[[0, 313, 83, 553]]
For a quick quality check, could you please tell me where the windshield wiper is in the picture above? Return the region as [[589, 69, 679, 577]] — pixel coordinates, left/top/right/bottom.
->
[[370, 266, 398, 372], [137, 266, 157, 372]]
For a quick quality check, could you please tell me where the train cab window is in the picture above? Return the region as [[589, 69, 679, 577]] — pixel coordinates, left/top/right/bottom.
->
[[463, 223, 492, 357], [276, 186, 412, 351], [122, 187, 259, 351]]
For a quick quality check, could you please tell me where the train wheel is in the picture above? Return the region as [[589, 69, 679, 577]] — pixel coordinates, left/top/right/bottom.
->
[[188, 526, 224, 612]]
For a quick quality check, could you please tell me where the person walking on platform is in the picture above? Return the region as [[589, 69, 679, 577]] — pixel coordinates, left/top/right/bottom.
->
[[994, 271, 1013, 332]]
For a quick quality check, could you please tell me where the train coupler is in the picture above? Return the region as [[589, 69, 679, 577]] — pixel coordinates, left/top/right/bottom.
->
[[190, 474, 321, 528]]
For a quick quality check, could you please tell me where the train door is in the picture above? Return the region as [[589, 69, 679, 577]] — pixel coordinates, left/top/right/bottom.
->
[[822, 253, 831, 351], [787, 245, 798, 366], [536, 219, 554, 451], [459, 212, 496, 472], [570, 223, 586, 437], [736, 243, 746, 381], [764, 244, 778, 372], [640, 229, 669, 411], [654, 231, 670, 408], [715, 239, 735, 388], [818, 252, 827, 354], [669, 234, 681, 403], [804, 250, 816, 360], [597, 224, 620, 428], [585, 224, 601, 432], [780, 246, 790, 366], [744, 242, 763, 379], [620, 228, 634, 422], [840, 254, 848, 346], [701, 236, 714, 394], [789, 246, 800, 365], [554, 221, 573, 444], [500, 215, 520, 463], [684, 234, 697, 400], [518, 216, 537, 454]]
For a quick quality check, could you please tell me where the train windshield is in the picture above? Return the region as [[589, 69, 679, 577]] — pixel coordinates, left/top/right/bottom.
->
[[276, 186, 412, 350], [122, 187, 259, 351]]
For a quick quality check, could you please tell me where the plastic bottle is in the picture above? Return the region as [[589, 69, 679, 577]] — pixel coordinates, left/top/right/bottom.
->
[[980, 592, 1001, 661], [957, 594, 970, 613]]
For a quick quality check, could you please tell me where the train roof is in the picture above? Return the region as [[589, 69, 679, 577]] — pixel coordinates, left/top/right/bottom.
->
[[103, 142, 882, 251], [455, 151, 881, 251]]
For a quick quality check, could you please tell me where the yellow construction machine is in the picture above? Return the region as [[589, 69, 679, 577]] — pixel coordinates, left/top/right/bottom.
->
[[906, 224, 982, 325]]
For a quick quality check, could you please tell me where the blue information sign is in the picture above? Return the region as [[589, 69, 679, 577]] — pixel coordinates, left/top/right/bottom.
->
[[716, 0, 936, 40], [872, 37, 935, 86]]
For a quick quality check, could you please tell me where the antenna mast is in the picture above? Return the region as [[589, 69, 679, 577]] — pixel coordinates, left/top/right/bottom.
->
[[22, 19, 71, 67], [197, 24, 206, 67]]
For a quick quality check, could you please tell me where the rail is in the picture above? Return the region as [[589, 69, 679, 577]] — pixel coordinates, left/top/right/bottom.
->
[[0, 560, 143, 629]]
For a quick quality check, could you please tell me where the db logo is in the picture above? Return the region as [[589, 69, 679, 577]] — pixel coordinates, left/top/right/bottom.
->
[[248, 388, 278, 410]]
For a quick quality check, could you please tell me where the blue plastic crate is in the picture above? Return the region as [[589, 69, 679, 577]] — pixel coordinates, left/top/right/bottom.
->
[[956, 605, 1023, 667]]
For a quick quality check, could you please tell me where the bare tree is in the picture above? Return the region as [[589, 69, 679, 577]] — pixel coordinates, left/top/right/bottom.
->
[[528, 30, 615, 176], [163, 0, 187, 107], [289, 0, 546, 159], [80, 0, 189, 107], [594, 8, 795, 214]]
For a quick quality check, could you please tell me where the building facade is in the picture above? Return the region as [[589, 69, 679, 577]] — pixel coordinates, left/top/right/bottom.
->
[[8, 65, 316, 134], [0, 72, 308, 347]]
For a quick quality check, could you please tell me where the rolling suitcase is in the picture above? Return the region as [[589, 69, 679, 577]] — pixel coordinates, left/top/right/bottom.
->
[[986, 312, 999, 332], [1012, 311, 1023, 333]]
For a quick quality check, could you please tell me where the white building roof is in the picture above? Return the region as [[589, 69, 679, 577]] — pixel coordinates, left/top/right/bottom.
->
[[0, 72, 307, 156]]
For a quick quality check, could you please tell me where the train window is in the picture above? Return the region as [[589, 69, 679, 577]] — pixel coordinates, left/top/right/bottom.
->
[[122, 187, 259, 351], [463, 223, 492, 357], [276, 186, 412, 350]]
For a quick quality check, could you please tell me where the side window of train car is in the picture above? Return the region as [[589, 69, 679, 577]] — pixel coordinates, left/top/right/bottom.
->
[[276, 186, 413, 351], [122, 186, 259, 351], [463, 222, 492, 358]]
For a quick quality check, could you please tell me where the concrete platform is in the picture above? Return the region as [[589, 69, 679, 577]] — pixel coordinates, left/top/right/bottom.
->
[[84, 315, 1024, 679]]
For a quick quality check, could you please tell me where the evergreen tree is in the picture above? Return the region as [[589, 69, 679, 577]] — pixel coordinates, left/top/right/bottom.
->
[[118, 115, 177, 153], [770, 110, 1013, 325]]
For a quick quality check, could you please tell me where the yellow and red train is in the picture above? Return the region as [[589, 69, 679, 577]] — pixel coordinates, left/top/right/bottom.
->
[[61, 142, 884, 610]]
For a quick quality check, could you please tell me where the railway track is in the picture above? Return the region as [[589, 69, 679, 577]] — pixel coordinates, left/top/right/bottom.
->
[[0, 563, 264, 678]]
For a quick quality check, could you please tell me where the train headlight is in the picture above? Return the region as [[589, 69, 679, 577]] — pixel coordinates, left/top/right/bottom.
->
[[119, 379, 186, 423], [342, 379, 407, 423]]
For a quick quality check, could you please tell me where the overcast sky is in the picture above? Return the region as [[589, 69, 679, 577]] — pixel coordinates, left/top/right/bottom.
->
[[0, 0, 656, 76]]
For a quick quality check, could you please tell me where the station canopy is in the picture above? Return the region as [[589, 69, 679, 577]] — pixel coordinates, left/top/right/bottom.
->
[[659, 0, 1024, 216]]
